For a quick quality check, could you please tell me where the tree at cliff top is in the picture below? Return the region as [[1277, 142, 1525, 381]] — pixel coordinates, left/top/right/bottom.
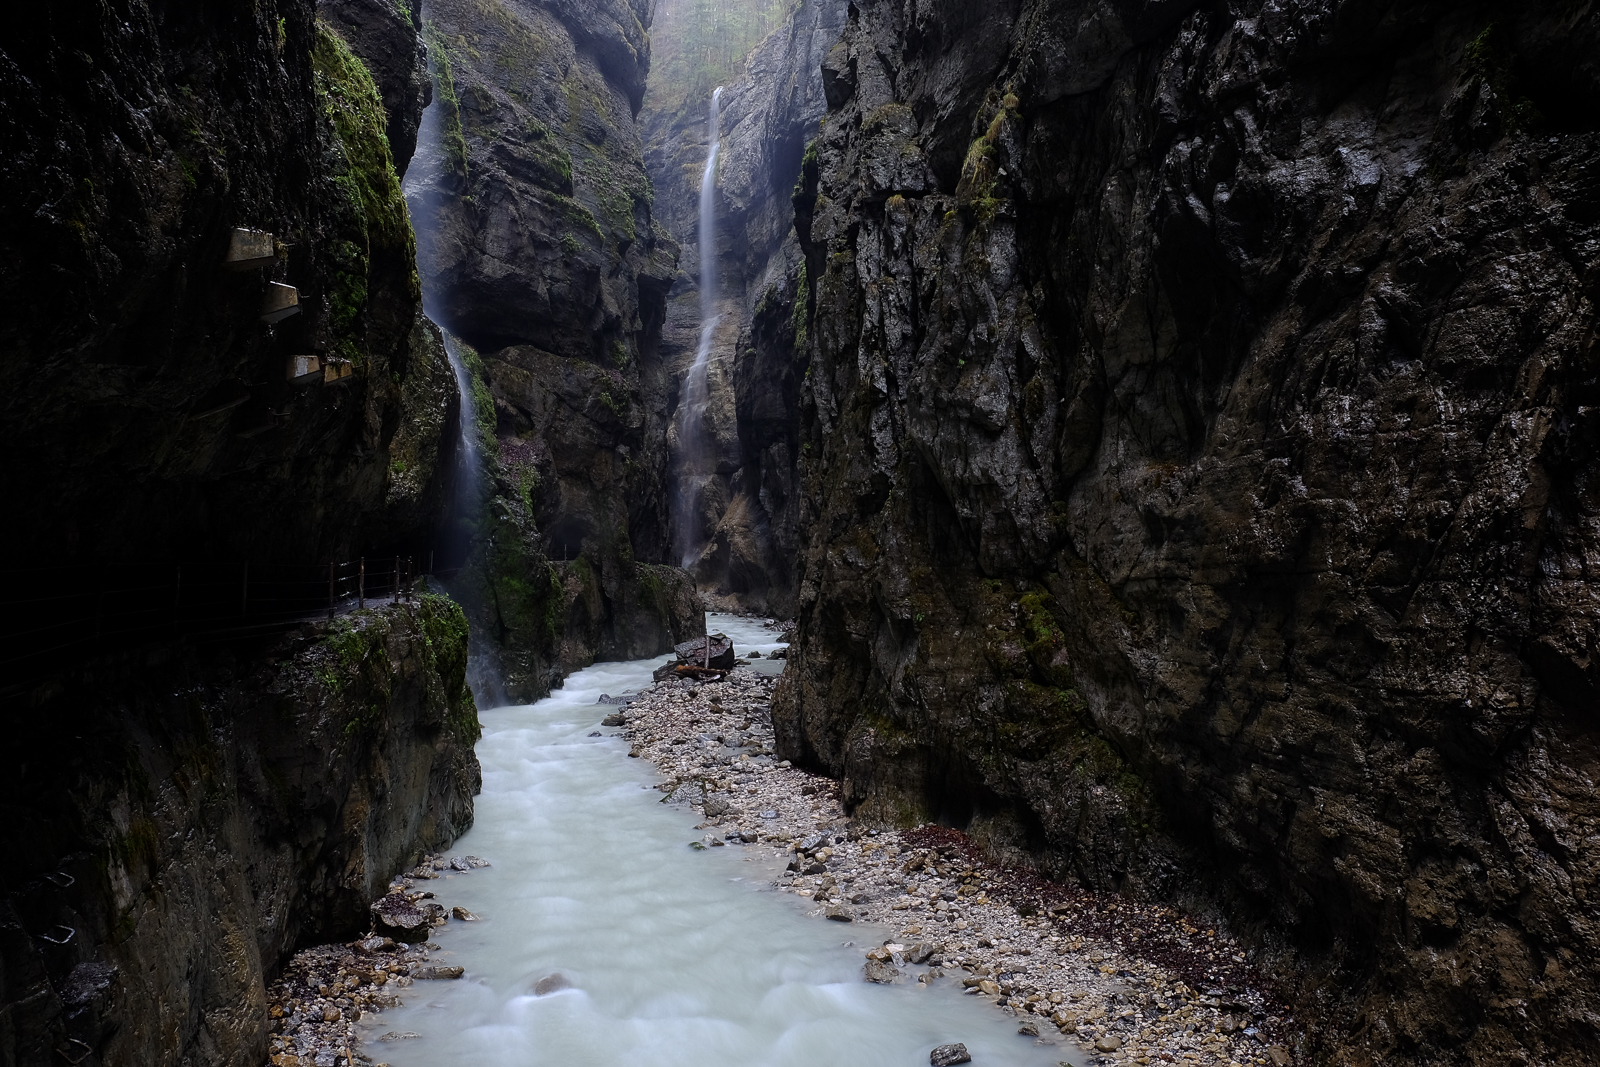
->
[[645, 0, 788, 114], [646, 0, 789, 109]]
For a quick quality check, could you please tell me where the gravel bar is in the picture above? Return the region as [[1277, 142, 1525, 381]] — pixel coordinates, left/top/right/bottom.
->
[[617, 636, 1303, 1067]]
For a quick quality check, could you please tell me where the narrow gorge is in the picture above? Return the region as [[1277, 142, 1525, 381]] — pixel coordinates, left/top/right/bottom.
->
[[2, 2, 1598, 1066]]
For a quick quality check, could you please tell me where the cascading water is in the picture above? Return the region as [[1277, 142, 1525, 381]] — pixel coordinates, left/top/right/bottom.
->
[[672, 86, 724, 569], [368, 616, 1076, 1067], [405, 41, 504, 706]]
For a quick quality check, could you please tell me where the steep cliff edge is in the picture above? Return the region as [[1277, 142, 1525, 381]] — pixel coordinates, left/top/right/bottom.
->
[[409, 0, 700, 701], [642, 0, 847, 616], [0, 0, 453, 575], [0, 4, 481, 1064], [0, 597, 480, 1067], [778, 2, 1600, 1063]]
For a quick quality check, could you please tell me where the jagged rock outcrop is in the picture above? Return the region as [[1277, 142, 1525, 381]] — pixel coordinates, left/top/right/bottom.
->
[[0, 598, 480, 1067], [408, 0, 700, 700], [777, 2, 1600, 1063], [643, 0, 848, 615]]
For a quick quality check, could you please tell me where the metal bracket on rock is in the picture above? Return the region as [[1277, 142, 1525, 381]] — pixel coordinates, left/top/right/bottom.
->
[[38, 925, 76, 945], [58, 1038, 94, 1065]]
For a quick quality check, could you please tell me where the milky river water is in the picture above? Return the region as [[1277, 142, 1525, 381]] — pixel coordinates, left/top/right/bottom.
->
[[371, 615, 1070, 1067]]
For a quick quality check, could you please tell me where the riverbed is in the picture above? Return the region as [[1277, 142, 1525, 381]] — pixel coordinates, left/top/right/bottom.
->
[[367, 614, 1068, 1067]]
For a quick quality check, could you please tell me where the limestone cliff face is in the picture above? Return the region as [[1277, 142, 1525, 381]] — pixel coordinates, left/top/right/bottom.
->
[[409, 0, 700, 700], [777, 2, 1600, 1062], [643, 0, 848, 616], [0, 0, 454, 573], [0, 598, 480, 1067]]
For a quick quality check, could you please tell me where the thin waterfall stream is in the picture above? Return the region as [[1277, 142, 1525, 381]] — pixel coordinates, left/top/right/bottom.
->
[[672, 87, 724, 568], [365, 615, 1076, 1067]]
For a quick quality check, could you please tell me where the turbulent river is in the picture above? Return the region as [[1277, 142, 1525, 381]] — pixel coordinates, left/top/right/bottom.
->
[[371, 614, 1069, 1067]]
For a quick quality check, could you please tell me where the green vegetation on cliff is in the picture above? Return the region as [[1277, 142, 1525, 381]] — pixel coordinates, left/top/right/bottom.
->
[[313, 19, 419, 363], [317, 594, 479, 746], [313, 22, 412, 251], [644, 0, 788, 112], [422, 21, 470, 182]]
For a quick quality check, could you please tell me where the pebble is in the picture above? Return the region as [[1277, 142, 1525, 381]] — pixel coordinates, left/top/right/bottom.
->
[[263, 853, 490, 1066], [534, 973, 571, 995], [864, 958, 901, 984], [618, 626, 1303, 1067]]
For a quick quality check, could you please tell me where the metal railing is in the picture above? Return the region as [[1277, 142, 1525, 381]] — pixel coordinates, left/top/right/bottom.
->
[[0, 555, 433, 698]]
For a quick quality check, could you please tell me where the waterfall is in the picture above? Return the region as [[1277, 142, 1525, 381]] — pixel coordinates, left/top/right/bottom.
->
[[672, 86, 724, 569], [404, 43, 504, 707]]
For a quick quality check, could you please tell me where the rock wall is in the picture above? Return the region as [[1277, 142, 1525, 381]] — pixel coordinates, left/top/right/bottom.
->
[[642, 0, 848, 616], [776, 2, 1600, 1063], [0, 598, 480, 1067], [408, 0, 701, 701], [0, 0, 454, 573], [0, 5, 485, 1065]]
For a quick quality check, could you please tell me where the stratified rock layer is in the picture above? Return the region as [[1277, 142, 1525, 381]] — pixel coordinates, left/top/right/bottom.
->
[[0, 598, 481, 1067], [777, 2, 1600, 1063]]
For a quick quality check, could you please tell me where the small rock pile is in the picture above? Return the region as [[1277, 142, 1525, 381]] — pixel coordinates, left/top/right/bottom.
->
[[262, 854, 488, 1067], [614, 648, 1302, 1067]]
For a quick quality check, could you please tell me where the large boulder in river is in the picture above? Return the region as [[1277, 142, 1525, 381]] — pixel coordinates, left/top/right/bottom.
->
[[675, 633, 735, 670], [370, 892, 440, 942]]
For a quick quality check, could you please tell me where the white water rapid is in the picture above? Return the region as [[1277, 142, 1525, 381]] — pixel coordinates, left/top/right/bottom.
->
[[672, 87, 724, 568], [369, 613, 1075, 1067]]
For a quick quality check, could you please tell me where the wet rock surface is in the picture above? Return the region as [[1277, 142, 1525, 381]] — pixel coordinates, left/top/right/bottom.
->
[[1, 600, 480, 1067], [613, 637, 1296, 1067], [0, 0, 450, 573], [317, 0, 431, 174], [779, 1, 1600, 1062]]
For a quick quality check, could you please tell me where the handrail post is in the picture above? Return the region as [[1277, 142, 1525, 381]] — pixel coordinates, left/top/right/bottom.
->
[[359, 557, 365, 609], [328, 561, 335, 620]]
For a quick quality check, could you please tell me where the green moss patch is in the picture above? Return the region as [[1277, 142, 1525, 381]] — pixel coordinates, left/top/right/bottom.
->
[[313, 20, 418, 365], [423, 22, 471, 181]]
